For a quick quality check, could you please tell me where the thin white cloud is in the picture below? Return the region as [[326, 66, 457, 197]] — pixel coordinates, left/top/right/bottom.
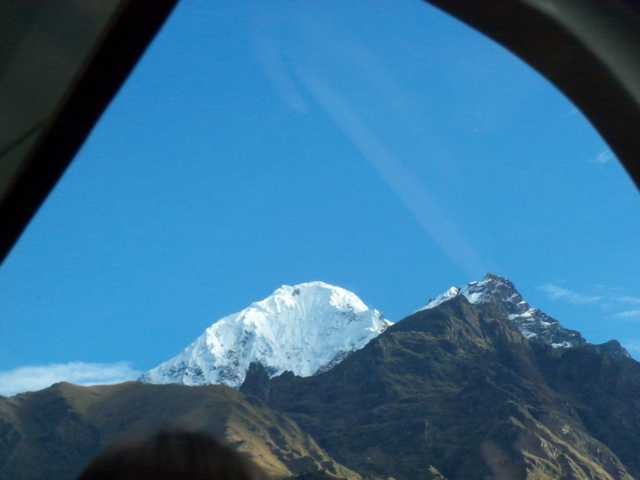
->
[[0, 362, 141, 397], [252, 34, 308, 114], [295, 69, 489, 278], [249, 7, 493, 278], [613, 310, 640, 320], [539, 283, 602, 305], [617, 296, 640, 305], [591, 149, 615, 165]]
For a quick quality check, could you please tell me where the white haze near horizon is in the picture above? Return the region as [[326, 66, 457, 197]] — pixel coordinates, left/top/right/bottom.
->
[[0, 362, 141, 396]]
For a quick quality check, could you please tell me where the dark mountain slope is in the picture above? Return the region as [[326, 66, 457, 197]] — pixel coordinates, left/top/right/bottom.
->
[[0, 382, 359, 480], [535, 341, 640, 477], [263, 296, 637, 480]]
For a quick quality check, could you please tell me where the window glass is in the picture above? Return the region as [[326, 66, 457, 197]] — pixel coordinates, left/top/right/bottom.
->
[[1, 2, 638, 478]]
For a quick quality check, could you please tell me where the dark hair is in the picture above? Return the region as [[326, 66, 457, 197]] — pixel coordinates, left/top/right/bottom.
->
[[77, 430, 264, 480]]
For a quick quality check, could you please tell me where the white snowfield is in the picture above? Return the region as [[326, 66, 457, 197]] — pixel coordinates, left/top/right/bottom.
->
[[141, 281, 392, 388]]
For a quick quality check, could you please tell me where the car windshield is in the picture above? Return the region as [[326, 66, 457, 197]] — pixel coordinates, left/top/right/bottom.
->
[[1, 2, 639, 479]]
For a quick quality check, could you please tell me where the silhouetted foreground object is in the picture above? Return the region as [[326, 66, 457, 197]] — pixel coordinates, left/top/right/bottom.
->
[[77, 430, 265, 480]]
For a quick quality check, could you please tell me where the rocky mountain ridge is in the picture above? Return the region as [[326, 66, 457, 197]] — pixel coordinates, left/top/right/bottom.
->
[[254, 293, 640, 479], [142, 274, 628, 390], [1, 274, 637, 479], [421, 273, 592, 350]]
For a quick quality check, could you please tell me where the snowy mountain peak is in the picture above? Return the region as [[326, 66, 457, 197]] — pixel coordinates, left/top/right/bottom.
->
[[421, 273, 587, 349], [461, 273, 520, 305], [141, 282, 392, 388], [423, 286, 460, 310], [267, 281, 370, 315]]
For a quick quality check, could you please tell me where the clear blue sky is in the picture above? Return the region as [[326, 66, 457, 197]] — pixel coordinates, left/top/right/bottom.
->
[[1, 0, 639, 391]]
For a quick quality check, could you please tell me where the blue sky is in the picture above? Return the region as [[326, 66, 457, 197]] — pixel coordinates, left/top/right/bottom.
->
[[1, 0, 639, 394]]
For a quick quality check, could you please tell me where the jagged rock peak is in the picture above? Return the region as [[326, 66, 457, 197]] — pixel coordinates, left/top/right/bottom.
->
[[140, 281, 392, 388], [421, 273, 587, 349]]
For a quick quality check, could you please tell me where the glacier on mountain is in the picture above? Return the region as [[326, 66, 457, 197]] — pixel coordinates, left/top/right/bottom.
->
[[140, 281, 392, 387]]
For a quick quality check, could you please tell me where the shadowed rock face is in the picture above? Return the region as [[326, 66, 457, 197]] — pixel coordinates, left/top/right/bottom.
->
[[1, 290, 639, 480], [263, 296, 640, 480], [240, 361, 273, 402]]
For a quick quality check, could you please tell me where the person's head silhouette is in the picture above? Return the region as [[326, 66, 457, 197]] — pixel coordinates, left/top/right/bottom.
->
[[78, 430, 264, 479]]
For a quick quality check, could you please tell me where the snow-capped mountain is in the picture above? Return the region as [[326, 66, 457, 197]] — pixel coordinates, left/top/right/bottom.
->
[[421, 273, 587, 348], [140, 281, 392, 387]]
